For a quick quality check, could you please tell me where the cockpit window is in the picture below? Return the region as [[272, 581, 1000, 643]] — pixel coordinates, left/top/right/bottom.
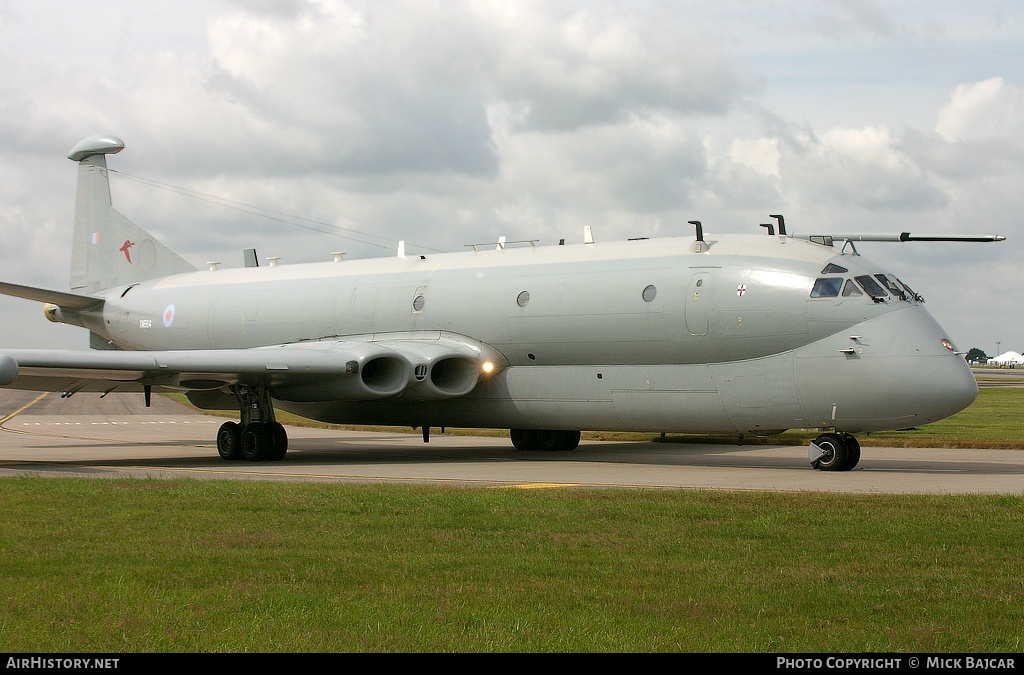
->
[[898, 279, 923, 302], [855, 275, 888, 300], [821, 263, 848, 274], [810, 277, 843, 297], [874, 274, 907, 300], [841, 279, 863, 297]]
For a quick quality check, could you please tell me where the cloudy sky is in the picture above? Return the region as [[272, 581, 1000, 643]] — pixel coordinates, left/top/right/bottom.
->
[[1, 0, 1021, 356]]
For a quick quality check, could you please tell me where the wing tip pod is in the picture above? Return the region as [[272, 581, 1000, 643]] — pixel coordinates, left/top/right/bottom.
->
[[0, 355, 19, 386]]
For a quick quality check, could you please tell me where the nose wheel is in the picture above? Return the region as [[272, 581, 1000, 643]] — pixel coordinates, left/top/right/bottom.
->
[[809, 432, 861, 471]]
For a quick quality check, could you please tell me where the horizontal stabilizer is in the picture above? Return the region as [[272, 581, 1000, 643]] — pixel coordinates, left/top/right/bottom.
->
[[0, 281, 104, 310]]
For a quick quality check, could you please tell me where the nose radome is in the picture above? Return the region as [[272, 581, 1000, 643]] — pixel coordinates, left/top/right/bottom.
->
[[907, 349, 978, 424], [879, 306, 978, 423], [796, 306, 978, 432]]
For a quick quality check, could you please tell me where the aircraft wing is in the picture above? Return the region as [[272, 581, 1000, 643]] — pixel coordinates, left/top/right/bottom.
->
[[0, 335, 500, 403]]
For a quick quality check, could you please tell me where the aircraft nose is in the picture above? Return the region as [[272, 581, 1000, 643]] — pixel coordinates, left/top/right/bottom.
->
[[887, 307, 978, 423], [906, 345, 977, 425], [880, 307, 979, 427], [796, 306, 978, 432]]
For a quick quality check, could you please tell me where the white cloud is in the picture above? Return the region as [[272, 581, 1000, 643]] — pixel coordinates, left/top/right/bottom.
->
[[782, 125, 946, 211], [0, 0, 1022, 357], [935, 76, 1024, 142], [728, 137, 780, 177]]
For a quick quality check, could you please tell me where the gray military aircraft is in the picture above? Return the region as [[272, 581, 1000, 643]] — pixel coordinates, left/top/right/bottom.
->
[[0, 135, 1005, 470]]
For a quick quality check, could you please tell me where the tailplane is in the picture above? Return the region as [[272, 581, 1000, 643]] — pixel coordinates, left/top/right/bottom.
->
[[68, 135, 196, 294]]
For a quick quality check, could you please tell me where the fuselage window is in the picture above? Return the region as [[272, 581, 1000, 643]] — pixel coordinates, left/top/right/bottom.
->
[[810, 277, 843, 297], [517, 291, 530, 307], [841, 279, 863, 297], [642, 285, 657, 302], [855, 275, 888, 299]]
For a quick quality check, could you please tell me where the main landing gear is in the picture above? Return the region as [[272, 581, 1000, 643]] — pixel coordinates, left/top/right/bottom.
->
[[509, 429, 581, 452], [809, 432, 861, 471], [215, 385, 288, 462]]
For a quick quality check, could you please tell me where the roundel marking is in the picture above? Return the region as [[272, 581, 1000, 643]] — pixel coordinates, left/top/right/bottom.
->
[[163, 304, 176, 327]]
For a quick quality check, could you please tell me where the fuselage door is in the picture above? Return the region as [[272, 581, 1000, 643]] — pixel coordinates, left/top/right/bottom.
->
[[685, 272, 711, 336]]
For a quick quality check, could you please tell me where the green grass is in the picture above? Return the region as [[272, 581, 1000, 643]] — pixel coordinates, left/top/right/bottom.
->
[[0, 479, 1022, 652], [5, 385, 1016, 652]]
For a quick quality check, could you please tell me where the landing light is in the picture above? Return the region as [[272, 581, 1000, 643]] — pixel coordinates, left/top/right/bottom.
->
[[482, 361, 495, 374], [941, 339, 956, 353]]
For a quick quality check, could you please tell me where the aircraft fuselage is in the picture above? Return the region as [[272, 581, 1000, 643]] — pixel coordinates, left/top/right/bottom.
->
[[69, 233, 975, 436]]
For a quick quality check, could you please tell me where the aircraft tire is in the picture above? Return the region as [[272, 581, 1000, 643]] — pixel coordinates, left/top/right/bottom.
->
[[535, 430, 560, 451], [267, 422, 288, 461], [557, 430, 581, 451], [537, 430, 581, 452], [216, 421, 242, 460], [511, 429, 581, 451], [812, 433, 849, 472], [241, 422, 272, 462], [510, 429, 539, 451], [839, 433, 861, 470]]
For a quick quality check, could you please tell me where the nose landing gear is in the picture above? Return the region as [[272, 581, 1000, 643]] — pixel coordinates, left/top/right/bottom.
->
[[809, 432, 861, 471]]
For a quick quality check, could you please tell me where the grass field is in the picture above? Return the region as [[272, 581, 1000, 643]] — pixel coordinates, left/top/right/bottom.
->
[[0, 479, 1021, 653], [2, 385, 1021, 653]]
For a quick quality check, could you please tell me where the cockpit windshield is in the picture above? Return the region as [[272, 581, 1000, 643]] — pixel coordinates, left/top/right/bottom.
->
[[810, 270, 922, 303], [810, 277, 843, 298], [874, 274, 906, 300], [898, 279, 923, 302], [854, 275, 888, 300]]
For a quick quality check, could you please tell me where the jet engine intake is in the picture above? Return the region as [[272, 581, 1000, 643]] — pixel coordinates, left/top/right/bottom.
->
[[379, 340, 490, 400], [273, 353, 409, 402]]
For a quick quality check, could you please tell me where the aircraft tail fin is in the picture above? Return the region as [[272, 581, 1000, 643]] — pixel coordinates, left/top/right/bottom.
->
[[67, 135, 196, 294]]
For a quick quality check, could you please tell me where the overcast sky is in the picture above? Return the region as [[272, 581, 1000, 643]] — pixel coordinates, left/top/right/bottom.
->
[[1, 0, 1021, 356]]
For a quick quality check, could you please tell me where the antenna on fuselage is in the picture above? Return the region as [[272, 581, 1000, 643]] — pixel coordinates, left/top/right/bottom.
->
[[760, 223, 775, 235], [689, 220, 704, 241], [769, 214, 787, 235], [688, 220, 708, 253]]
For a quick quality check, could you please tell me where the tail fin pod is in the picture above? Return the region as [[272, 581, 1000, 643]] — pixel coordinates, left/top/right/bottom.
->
[[68, 135, 196, 294]]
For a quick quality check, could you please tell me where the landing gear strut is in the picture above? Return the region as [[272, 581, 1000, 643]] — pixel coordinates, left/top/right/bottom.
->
[[809, 432, 861, 471], [216, 385, 288, 462], [510, 429, 581, 452]]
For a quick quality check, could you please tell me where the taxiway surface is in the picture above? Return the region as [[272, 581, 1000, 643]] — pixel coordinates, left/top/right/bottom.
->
[[1, 390, 1021, 494]]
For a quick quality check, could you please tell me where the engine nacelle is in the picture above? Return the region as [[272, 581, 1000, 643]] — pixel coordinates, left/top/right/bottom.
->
[[382, 342, 483, 400], [271, 343, 411, 402]]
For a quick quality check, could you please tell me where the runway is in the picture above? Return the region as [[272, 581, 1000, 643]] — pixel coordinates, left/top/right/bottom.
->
[[1, 390, 1021, 494]]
